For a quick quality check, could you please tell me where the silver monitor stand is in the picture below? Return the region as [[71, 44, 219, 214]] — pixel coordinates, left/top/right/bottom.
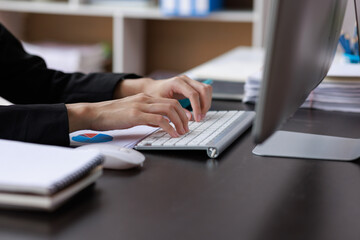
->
[[253, 131, 360, 161]]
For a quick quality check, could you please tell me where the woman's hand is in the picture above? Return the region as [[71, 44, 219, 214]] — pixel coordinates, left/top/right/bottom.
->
[[66, 93, 190, 137], [114, 75, 212, 122]]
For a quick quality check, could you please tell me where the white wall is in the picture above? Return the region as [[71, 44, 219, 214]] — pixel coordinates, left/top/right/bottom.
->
[[261, 0, 358, 46], [342, 0, 356, 35]]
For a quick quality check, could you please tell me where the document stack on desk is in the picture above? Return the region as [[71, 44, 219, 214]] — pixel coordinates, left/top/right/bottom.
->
[[0, 139, 104, 211], [244, 57, 360, 113]]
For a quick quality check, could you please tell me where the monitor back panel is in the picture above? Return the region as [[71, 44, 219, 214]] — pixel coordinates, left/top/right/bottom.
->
[[253, 0, 348, 143]]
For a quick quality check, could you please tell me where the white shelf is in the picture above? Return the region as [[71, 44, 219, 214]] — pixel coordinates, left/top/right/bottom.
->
[[123, 10, 255, 22], [0, 1, 127, 17], [0, 0, 255, 22]]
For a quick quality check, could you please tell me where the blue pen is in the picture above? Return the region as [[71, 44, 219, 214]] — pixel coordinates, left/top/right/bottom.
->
[[179, 79, 213, 109], [339, 34, 351, 54], [344, 34, 352, 54], [339, 34, 347, 53]]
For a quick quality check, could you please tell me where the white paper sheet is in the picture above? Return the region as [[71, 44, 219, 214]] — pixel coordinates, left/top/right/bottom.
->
[[327, 63, 360, 77], [186, 47, 264, 82], [70, 125, 159, 148], [0, 97, 12, 106]]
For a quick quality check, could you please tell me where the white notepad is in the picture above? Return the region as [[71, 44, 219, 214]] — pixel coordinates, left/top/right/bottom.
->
[[0, 167, 102, 211], [0, 139, 103, 195]]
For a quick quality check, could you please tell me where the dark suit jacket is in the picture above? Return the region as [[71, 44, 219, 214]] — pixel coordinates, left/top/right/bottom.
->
[[0, 23, 140, 146]]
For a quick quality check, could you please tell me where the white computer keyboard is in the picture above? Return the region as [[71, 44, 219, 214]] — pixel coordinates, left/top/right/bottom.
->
[[135, 110, 255, 158]]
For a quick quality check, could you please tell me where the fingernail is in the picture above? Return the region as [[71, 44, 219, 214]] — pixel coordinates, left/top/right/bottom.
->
[[185, 124, 189, 132], [179, 128, 185, 135], [201, 114, 206, 120], [197, 115, 202, 122], [185, 112, 192, 120]]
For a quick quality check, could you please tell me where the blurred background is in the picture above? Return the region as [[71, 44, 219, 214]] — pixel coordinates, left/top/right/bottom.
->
[[0, 0, 356, 77]]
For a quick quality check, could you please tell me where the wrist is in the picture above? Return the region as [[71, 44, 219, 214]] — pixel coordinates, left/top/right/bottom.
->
[[113, 78, 154, 99], [66, 103, 93, 132]]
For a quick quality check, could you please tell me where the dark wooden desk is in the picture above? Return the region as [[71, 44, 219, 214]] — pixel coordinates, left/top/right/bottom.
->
[[1, 101, 360, 240]]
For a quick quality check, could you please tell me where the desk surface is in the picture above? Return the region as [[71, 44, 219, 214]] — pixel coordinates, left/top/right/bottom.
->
[[1, 101, 360, 240]]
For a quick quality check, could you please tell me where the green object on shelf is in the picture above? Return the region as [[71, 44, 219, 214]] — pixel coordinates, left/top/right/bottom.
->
[[101, 42, 112, 58]]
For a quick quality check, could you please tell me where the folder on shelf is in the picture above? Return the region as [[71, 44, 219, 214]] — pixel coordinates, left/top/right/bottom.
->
[[161, 0, 177, 15], [195, 0, 222, 16], [179, 0, 193, 16], [160, 0, 222, 16], [0, 139, 104, 211]]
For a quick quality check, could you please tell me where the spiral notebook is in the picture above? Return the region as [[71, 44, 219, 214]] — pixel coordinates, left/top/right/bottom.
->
[[0, 139, 104, 210]]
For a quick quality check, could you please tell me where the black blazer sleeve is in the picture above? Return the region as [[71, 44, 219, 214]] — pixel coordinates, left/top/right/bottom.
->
[[0, 23, 141, 146]]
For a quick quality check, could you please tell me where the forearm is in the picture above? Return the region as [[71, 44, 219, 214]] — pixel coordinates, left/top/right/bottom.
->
[[0, 104, 69, 146]]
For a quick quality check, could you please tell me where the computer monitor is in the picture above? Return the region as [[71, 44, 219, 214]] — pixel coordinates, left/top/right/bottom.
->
[[251, 0, 360, 161]]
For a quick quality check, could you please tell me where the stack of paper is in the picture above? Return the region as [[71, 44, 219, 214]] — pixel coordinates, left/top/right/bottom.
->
[[244, 60, 360, 113], [243, 70, 262, 103], [22, 42, 107, 73]]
